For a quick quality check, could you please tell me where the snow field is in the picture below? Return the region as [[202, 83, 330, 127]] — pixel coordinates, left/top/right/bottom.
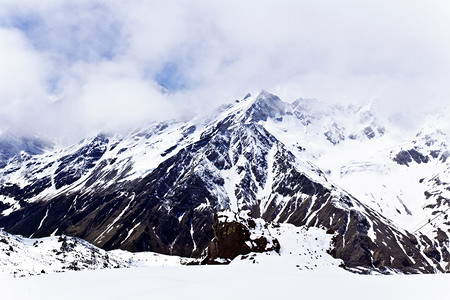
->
[[2, 263, 448, 300]]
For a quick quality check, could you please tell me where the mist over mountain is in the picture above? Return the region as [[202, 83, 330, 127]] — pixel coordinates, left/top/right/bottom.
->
[[1, 1, 450, 143]]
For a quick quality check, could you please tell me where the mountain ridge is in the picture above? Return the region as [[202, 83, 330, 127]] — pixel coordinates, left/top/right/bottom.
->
[[1, 91, 449, 273]]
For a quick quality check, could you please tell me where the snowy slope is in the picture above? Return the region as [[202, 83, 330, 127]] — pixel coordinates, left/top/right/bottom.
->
[[231, 223, 344, 272], [0, 229, 192, 278], [0, 229, 126, 277], [2, 260, 448, 300]]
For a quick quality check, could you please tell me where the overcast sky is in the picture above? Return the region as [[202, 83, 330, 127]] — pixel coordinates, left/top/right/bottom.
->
[[1, 0, 450, 141]]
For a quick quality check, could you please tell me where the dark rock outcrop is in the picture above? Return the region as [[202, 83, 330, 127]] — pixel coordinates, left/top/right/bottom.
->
[[203, 211, 280, 264], [393, 149, 429, 166]]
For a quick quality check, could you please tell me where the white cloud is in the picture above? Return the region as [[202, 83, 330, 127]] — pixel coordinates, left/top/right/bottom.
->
[[0, 28, 50, 131], [58, 60, 175, 136], [1, 0, 450, 141]]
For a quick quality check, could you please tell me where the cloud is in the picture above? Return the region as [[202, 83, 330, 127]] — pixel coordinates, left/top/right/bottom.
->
[[1, 0, 450, 141], [54, 60, 176, 138], [0, 28, 50, 131]]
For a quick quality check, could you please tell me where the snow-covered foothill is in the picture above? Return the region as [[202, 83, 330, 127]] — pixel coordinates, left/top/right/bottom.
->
[[0, 229, 192, 278]]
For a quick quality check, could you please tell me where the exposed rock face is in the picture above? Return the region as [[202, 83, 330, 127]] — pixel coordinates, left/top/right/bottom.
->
[[203, 211, 280, 264], [393, 149, 429, 166], [392, 128, 449, 166], [209, 220, 252, 261]]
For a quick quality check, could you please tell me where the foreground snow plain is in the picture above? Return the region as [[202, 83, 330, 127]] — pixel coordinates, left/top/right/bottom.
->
[[3, 265, 448, 300], [2, 223, 448, 299]]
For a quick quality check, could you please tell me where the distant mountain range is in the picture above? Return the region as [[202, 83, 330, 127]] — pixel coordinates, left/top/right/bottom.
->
[[1, 91, 449, 274]]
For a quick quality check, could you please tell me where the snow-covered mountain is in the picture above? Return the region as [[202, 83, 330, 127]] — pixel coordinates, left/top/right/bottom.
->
[[1, 91, 449, 274]]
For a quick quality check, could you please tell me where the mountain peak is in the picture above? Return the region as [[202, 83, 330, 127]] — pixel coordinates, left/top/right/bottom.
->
[[244, 90, 288, 122]]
